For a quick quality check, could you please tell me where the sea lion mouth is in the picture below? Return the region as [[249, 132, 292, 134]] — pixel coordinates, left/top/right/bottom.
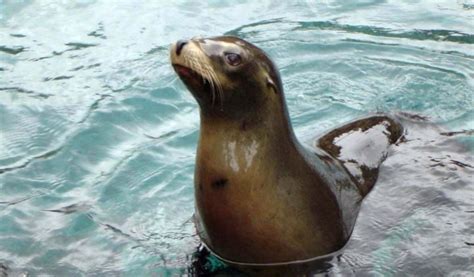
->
[[170, 40, 225, 106], [172, 64, 212, 92]]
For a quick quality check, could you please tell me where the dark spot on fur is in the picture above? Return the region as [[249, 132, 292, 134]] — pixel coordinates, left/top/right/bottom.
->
[[240, 120, 247, 131], [198, 183, 204, 192], [212, 178, 228, 189]]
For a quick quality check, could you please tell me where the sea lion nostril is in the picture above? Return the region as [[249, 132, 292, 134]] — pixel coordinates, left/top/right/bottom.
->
[[176, 40, 188, 55]]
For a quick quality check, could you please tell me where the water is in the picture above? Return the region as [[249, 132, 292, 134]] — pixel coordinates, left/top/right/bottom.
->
[[0, 0, 473, 275]]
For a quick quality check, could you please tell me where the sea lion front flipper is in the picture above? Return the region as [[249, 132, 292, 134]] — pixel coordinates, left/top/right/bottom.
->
[[316, 115, 404, 195]]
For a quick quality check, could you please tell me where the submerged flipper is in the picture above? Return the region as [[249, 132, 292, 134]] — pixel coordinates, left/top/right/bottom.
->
[[316, 115, 404, 196]]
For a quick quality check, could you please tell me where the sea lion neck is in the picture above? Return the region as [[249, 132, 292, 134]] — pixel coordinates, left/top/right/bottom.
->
[[198, 98, 299, 153], [199, 101, 301, 165]]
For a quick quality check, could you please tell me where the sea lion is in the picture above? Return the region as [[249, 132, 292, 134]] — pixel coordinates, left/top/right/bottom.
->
[[170, 36, 403, 264]]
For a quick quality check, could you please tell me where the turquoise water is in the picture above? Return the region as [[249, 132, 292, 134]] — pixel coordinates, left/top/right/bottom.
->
[[0, 0, 473, 275]]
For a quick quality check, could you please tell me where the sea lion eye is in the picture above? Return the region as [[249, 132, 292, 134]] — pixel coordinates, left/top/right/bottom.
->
[[224, 53, 242, 66]]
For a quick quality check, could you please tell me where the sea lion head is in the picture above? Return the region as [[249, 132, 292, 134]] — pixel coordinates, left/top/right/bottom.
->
[[170, 36, 284, 120]]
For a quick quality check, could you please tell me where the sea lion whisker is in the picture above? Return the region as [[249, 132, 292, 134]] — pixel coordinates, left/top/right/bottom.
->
[[205, 65, 223, 109], [199, 57, 219, 108], [205, 70, 217, 107], [196, 61, 213, 105], [207, 70, 221, 108], [201, 62, 219, 107], [192, 55, 217, 106], [212, 68, 224, 109]]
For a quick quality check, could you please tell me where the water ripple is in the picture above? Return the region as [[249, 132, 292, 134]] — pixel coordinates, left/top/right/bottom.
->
[[0, 146, 63, 175], [0, 0, 473, 275], [295, 20, 474, 44], [0, 86, 51, 99], [0, 45, 25, 55]]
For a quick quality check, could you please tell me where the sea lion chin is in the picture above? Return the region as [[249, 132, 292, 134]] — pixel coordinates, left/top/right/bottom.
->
[[170, 36, 403, 265]]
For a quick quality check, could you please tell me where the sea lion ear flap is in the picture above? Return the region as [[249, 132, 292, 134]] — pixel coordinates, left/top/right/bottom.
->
[[266, 76, 278, 94]]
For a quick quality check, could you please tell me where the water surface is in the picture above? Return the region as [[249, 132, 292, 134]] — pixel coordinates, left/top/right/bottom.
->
[[0, 0, 473, 275]]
